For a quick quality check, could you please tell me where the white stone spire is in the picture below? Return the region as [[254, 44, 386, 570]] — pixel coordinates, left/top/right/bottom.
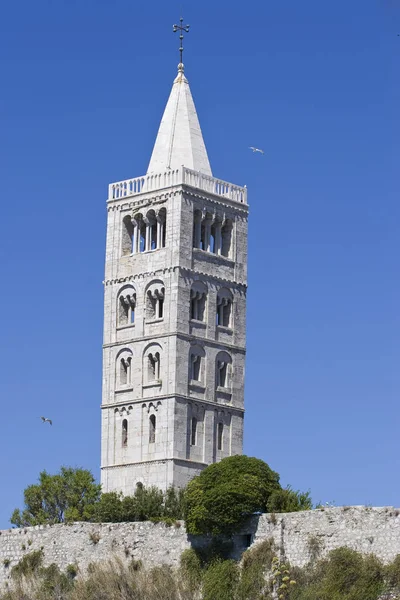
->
[[147, 63, 212, 176]]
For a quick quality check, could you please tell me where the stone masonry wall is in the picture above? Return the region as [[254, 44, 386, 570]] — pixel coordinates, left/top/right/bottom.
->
[[0, 507, 399, 587]]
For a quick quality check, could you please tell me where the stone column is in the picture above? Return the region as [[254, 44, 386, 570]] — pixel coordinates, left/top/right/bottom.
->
[[215, 221, 222, 255]]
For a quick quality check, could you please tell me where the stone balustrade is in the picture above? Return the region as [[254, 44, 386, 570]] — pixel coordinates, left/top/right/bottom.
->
[[108, 167, 247, 205]]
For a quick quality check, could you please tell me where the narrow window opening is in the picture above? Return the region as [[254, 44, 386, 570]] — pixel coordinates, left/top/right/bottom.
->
[[149, 414, 156, 444], [162, 221, 166, 248], [221, 222, 232, 257], [120, 359, 128, 386], [158, 297, 164, 319], [210, 223, 216, 253], [122, 216, 134, 256], [217, 422, 223, 450], [191, 417, 197, 446], [148, 354, 156, 381], [119, 297, 129, 326], [191, 355, 201, 381], [122, 419, 128, 447], [190, 296, 197, 320], [151, 222, 157, 250], [200, 222, 206, 250], [139, 221, 146, 252], [130, 307, 135, 324], [223, 301, 231, 327], [218, 361, 228, 388]]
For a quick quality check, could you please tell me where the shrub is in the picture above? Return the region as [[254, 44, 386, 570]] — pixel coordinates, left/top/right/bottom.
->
[[184, 455, 281, 535], [288, 547, 386, 600], [11, 549, 44, 579], [88, 531, 100, 544], [202, 559, 239, 600], [267, 486, 312, 513]]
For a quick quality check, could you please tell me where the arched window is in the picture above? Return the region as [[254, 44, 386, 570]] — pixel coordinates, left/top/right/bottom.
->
[[117, 286, 136, 327], [149, 414, 156, 444], [122, 419, 128, 447], [191, 417, 197, 446], [116, 350, 132, 389], [216, 289, 233, 328], [190, 281, 207, 322], [189, 345, 206, 384], [146, 282, 165, 321], [216, 351, 232, 390], [217, 422, 223, 450]]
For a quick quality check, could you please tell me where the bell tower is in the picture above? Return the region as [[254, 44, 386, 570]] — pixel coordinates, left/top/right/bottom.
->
[[101, 46, 249, 494]]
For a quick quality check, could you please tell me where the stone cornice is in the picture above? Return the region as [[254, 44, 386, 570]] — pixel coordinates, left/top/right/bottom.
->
[[101, 394, 245, 414], [107, 185, 249, 216], [102, 331, 246, 354], [101, 457, 209, 470], [103, 265, 247, 290]]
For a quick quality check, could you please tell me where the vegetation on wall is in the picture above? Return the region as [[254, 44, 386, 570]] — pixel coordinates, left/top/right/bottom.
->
[[184, 455, 312, 535], [2, 546, 400, 600]]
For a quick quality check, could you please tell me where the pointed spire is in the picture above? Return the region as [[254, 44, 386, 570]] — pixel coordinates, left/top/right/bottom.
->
[[146, 63, 212, 176]]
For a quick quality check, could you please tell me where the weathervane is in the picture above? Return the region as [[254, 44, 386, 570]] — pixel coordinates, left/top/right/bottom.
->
[[173, 17, 190, 64]]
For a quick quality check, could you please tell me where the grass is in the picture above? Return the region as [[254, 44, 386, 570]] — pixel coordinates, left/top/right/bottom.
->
[[1, 547, 400, 600]]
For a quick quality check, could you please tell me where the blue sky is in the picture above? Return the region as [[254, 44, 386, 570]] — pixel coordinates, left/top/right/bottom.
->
[[0, 0, 399, 527]]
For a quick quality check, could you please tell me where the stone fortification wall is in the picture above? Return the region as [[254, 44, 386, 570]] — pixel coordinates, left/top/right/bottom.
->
[[0, 507, 399, 586], [253, 506, 400, 567]]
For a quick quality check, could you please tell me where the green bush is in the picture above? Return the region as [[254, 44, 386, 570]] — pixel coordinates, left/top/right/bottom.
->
[[185, 455, 286, 534]]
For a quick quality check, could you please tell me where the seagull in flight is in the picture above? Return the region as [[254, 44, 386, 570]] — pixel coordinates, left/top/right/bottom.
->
[[249, 146, 264, 154], [40, 416, 52, 425]]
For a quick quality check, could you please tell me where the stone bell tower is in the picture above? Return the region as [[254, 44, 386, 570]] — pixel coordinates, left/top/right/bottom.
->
[[101, 55, 249, 495]]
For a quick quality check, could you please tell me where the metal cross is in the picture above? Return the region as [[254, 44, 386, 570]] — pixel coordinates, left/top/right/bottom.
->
[[173, 17, 190, 64]]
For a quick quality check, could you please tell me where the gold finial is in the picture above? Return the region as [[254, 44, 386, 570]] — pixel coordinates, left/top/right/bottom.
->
[[173, 17, 190, 65]]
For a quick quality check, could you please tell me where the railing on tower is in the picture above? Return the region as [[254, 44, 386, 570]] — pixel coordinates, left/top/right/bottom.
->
[[108, 167, 247, 205]]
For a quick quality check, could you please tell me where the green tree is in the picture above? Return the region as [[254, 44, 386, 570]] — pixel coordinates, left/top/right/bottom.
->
[[11, 467, 101, 527], [184, 455, 281, 535]]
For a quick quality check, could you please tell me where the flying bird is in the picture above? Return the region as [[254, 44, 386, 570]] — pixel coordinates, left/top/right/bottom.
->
[[249, 147, 264, 154], [40, 416, 52, 425]]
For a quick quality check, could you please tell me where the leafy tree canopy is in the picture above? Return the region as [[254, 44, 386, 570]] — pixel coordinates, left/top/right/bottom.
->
[[11, 467, 101, 527], [184, 455, 311, 535]]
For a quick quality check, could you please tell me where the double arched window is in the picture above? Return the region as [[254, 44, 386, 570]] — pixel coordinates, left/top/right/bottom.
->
[[117, 285, 136, 327], [146, 281, 165, 321], [189, 345, 205, 384], [143, 344, 162, 386], [215, 351, 232, 390], [190, 281, 207, 322], [216, 288, 233, 328], [116, 349, 133, 388]]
